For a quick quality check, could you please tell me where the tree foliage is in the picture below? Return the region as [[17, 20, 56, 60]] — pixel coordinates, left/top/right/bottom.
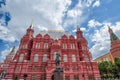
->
[[98, 57, 120, 79]]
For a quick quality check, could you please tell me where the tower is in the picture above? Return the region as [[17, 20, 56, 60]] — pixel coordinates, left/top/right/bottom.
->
[[4, 46, 16, 63], [14, 24, 34, 62], [108, 26, 119, 42], [108, 27, 120, 59], [76, 26, 92, 61]]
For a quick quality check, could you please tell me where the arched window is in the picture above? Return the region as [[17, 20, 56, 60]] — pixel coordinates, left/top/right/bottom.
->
[[72, 54, 76, 62], [19, 54, 24, 62], [85, 55, 89, 61], [64, 54, 68, 62], [34, 54, 39, 62], [43, 54, 48, 62]]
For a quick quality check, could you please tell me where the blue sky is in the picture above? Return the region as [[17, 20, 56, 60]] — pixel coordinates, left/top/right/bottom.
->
[[0, 0, 120, 62]]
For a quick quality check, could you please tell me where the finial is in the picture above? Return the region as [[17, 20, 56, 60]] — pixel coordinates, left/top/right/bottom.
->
[[31, 19, 34, 25], [77, 24, 80, 31], [30, 19, 34, 28]]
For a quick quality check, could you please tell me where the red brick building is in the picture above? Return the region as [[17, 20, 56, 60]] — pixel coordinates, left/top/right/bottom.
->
[[109, 27, 120, 59], [0, 24, 101, 80]]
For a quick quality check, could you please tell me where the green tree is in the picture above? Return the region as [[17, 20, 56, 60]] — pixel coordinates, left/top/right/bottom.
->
[[114, 57, 120, 78], [98, 61, 116, 78]]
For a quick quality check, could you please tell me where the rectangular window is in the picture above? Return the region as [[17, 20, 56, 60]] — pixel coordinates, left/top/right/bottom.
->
[[72, 54, 76, 62], [44, 43, 48, 49], [63, 44, 67, 49], [71, 44, 75, 49], [64, 54, 68, 62], [74, 75, 79, 80], [19, 54, 24, 62], [43, 54, 48, 62], [34, 54, 39, 62], [85, 55, 89, 61], [36, 43, 40, 49], [65, 76, 70, 80], [88, 75, 94, 80]]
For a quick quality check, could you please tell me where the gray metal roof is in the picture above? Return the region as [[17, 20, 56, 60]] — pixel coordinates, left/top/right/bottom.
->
[[39, 30, 72, 39]]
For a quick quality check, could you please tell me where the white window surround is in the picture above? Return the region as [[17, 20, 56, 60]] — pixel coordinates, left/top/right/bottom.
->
[[85, 55, 89, 61], [44, 43, 48, 49], [72, 54, 76, 62], [36, 43, 40, 49], [19, 54, 24, 62], [34, 54, 39, 62], [43, 54, 48, 62], [71, 44, 75, 49], [64, 54, 68, 62], [63, 44, 67, 49]]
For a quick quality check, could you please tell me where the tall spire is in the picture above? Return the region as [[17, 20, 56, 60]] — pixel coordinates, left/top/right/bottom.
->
[[9, 46, 16, 55], [108, 26, 119, 42], [108, 26, 113, 33], [77, 24, 80, 31], [30, 19, 34, 29], [25, 20, 34, 38], [76, 25, 83, 39]]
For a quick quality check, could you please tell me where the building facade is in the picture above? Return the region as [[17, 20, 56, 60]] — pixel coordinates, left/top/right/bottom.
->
[[94, 53, 114, 63], [0, 25, 101, 80]]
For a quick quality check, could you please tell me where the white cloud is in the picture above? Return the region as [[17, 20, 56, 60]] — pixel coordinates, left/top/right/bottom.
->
[[0, 16, 6, 26], [88, 19, 102, 28], [111, 22, 120, 38], [0, 24, 16, 42], [90, 21, 120, 59], [80, 27, 87, 31], [72, 27, 86, 32], [90, 26, 110, 59], [4, 0, 72, 41], [0, 0, 104, 61], [63, 0, 96, 29], [92, 0, 100, 7], [0, 48, 11, 62], [0, 0, 100, 42]]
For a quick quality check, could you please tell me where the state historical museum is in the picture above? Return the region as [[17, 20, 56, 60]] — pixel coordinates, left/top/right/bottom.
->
[[0, 24, 101, 80]]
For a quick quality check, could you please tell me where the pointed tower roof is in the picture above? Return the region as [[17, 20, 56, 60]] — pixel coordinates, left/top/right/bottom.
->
[[28, 19, 34, 29], [9, 46, 16, 55], [108, 26, 119, 42], [77, 25, 80, 31]]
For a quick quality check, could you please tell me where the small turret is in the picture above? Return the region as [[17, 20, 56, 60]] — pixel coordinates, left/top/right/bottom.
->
[[9, 46, 16, 55], [76, 25, 83, 39], [26, 24, 34, 38], [4, 46, 16, 63]]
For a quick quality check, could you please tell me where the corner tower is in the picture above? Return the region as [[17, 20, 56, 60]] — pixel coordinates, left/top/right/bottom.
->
[[108, 27, 120, 59], [14, 24, 34, 62], [76, 26, 92, 61]]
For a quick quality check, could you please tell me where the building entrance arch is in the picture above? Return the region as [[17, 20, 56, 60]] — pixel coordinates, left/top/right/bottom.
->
[[51, 74, 54, 80]]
